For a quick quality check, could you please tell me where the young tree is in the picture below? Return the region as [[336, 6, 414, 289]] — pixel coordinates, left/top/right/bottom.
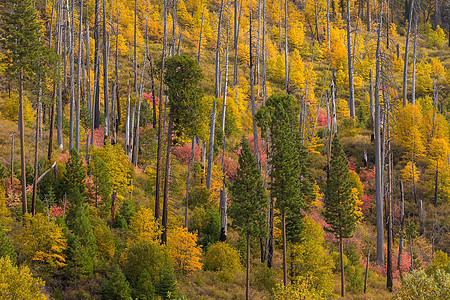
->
[[60, 149, 86, 198], [229, 137, 267, 300], [322, 135, 360, 297], [66, 188, 97, 277], [0, 0, 51, 215]]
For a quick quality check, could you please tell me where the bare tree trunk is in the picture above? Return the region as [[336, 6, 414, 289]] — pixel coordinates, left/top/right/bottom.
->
[[367, 0, 371, 31], [128, 105, 135, 161], [32, 80, 42, 216], [249, 14, 261, 170], [49, 2, 60, 158], [282, 210, 287, 286], [76, 0, 83, 152], [256, 0, 262, 83], [267, 184, 274, 268], [10, 133, 15, 190], [220, 29, 230, 242], [49, 0, 55, 49], [327, 0, 331, 49], [364, 248, 370, 293], [398, 181, 405, 272], [314, 0, 320, 42], [233, 0, 243, 86], [284, 0, 288, 92], [412, 154, 417, 203], [19, 69, 27, 215], [161, 114, 173, 245], [93, 0, 101, 130], [125, 86, 131, 155], [375, 0, 385, 266], [86, 10, 92, 117], [387, 110, 393, 292], [171, 0, 178, 55], [69, 0, 75, 151], [56, 1, 63, 151], [48, 101, 55, 161], [246, 222, 250, 300], [402, 0, 414, 108], [133, 60, 147, 166], [331, 70, 337, 133], [148, 55, 156, 128], [206, 100, 217, 190], [134, 0, 137, 121], [114, 6, 120, 137], [111, 82, 116, 144], [261, 0, 267, 103], [215, 0, 225, 98], [185, 138, 195, 228], [347, 0, 355, 118], [103, 0, 109, 140], [411, 15, 418, 105], [340, 236, 345, 297], [370, 69, 374, 141], [197, 7, 204, 63], [155, 0, 168, 220]]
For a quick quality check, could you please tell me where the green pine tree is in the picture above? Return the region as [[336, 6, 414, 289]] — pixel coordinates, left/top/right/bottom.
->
[[1, 0, 57, 215], [155, 265, 177, 300], [163, 54, 205, 139], [66, 188, 97, 277], [60, 149, 86, 198], [229, 136, 267, 299], [322, 135, 360, 297], [260, 94, 315, 285], [101, 265, 132, 300]]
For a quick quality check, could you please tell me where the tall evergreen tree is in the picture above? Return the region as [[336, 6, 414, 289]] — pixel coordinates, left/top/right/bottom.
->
[[0, 0, 53, 215], [160, 54, 204, 244], [258, 94, 315, 285], [229, 137, 267, 300], [322, 135, 360, 297]]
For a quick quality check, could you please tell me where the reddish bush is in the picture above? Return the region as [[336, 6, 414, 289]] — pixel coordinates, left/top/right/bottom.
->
[[143, 93, 159, 105], [83, 128, 105, 149], [348, 158, 357, 171], [213, 154, 239, 181], [317, 112, 328, 127], [172, 142, 201, 164]]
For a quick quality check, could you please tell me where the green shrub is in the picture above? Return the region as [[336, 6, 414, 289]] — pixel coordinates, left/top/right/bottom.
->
[[113, 199, 136, 229], [122, 240, 171, 287], [272, 279, 322, 299], [0, 226, 16, 264], [251, 263, 277, 293], [204, 242, 241, 281]]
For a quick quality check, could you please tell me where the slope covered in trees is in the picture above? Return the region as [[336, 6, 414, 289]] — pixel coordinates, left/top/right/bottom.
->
[[0, 0, 449, 298]]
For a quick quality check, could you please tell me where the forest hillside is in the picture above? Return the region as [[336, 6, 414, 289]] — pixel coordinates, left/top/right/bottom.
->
[[0, 0, 449, 298]]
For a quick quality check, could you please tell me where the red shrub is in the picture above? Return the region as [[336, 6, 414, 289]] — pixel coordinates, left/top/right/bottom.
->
[[172, 142, 201, 164]]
